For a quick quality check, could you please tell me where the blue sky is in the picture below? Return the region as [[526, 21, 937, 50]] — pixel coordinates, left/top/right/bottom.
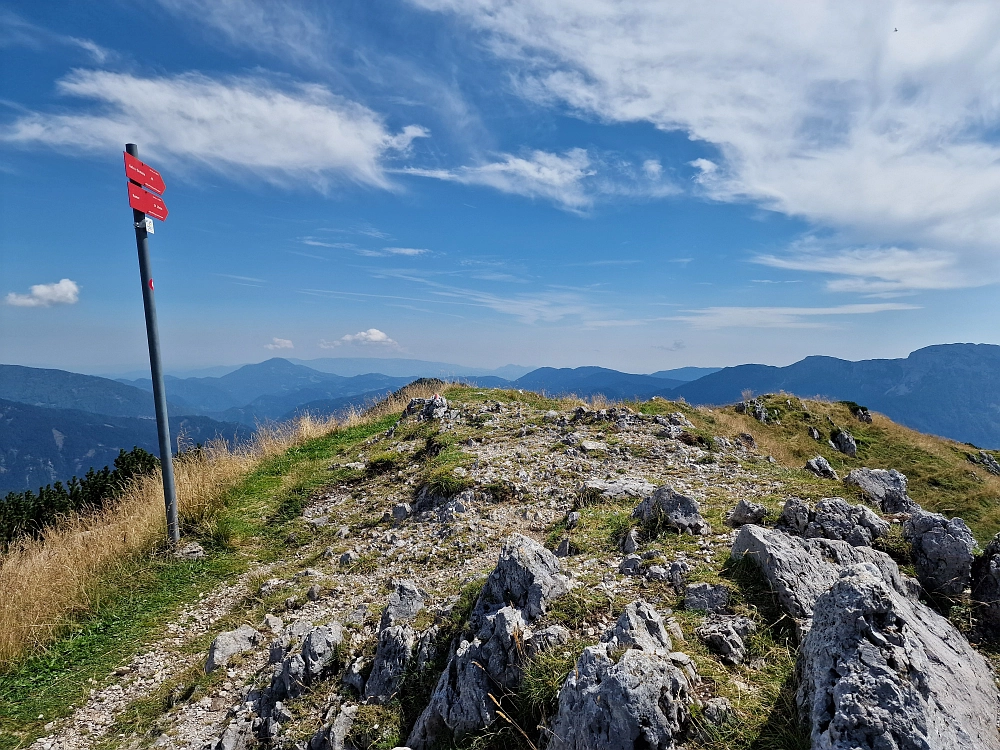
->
[[2, 1, 999, 375]]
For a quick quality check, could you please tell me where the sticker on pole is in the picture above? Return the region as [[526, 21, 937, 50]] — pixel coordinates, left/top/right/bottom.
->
[[144, 217, 154, 234], [123, 152, 166, 194], [127, 183, 169, 221]]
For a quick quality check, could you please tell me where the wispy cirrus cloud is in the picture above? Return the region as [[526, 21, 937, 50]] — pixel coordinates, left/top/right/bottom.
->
[[754, 245, 969, 296], [404, 148, 676, 211], [2, 70, 428, 190], [410, 0, 1000, 286], [0, 10, 111, 63], [672, 303, 918, 329]]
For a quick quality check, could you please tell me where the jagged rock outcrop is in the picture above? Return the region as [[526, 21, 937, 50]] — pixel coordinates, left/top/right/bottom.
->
[[547, 602, 694, 750], [264, 623, 344, 706], [798, 564, 1000, 750], [970, 450, 1000, 476], [696, 615, 756, 665], [903, 510, 977, 596], [731, 525, 915, 635], [307, 703, 357, 750], [804, 455, 838, 480], [832, 429, 857, 457], [406, 395, 449, 421], [778, 497, 889, 547], [844, 467, 920, 513], [205, 624, 261, 674], [973, 533, 1000, 639], [406, 534, 570, 749], [364, 625, 416, 704], [632, 486, 711, 535], [726, 498, 767, 527]]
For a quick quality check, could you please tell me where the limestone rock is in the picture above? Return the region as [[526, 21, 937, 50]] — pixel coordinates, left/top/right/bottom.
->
[[726, 498, 767, 527], [844, 467, 919, 513], [619, 555, 642, 576], [308, 704, 358, 750], [470, 534, 570, 627], [406, 395, 448, 421], [804, 455, 838, 480], [620, 528, 640, 554], [972, 450, 1000, 476], [731, 524, 914, 635], [696, 615, 756, 665], [798, 564, 1000, 750], [547, 645, 693, 750], [684, 583, 729, 613], [603, 600, 672, 655], [379, 580, 426, 630], [973, 533, 1000, 639], [364, 625, 415, 704], [579, 478, 656, 505], [406, 535, 569, 749], [904, 510, 977, 596], [778, 497, 811, 534], [632, 485, 711, 535], [206, 624, 261, 674], [832, 429, 857, 457]]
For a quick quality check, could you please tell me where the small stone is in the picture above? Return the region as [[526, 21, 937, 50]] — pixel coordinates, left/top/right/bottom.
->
[[174, 541, 206, 560], [619, 555, 642, 576], [808, 426, 821, 440], [555, 538, 572, 558], [308, 515, 330, 530], [336, 526, 351, 539], [340, 551, 359, 566], [392, 503, 412, 521], [805, 455, 839, 480], [565, 511, 581, 530], [307, 584, 322, 601], [580, 440, 605, 453], [263, 614, 284, 634], [206, 625, 260, 673], [726, 498, 767, 527], [322, 546, 336, 559], [704, 697, 733, 726], [621, 528, 640, 554], [696, 615, 756, 665], [646, 565, 668, 581], [684, 582, 729, 613]]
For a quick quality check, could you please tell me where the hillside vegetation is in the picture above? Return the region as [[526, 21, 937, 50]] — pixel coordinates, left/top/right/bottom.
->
[[1, 384, 998, 750]]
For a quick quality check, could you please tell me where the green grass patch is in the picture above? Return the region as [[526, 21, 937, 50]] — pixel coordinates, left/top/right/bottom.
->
[[0, 413, 400, 750]]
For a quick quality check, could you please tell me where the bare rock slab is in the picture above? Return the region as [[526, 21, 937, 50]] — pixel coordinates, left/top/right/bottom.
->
[[798, 563, 1000, 750], [206, 624, 261, 674], [632, 486, 711, 535]]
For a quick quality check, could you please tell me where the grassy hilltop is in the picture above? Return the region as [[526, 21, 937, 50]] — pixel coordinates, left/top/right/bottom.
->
[[0, 384, 998, 750]]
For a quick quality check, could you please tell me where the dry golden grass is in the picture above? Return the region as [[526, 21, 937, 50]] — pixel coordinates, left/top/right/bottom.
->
[[0, 380, 448, 670]]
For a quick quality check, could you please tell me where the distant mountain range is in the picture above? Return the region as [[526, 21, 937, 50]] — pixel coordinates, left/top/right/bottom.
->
[[2, 343, 998, 493], [0, 398, 249, 495]]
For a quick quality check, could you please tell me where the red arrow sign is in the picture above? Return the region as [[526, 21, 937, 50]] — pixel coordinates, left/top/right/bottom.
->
[[123, 151, 166, 195], [127, 183, 169, 221]]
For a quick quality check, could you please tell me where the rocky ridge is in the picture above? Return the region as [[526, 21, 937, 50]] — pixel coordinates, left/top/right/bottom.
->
[[27, 389, 1000, 750]]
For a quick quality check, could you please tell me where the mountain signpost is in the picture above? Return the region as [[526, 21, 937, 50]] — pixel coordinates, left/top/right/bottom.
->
[[124, 143, 179, 544]]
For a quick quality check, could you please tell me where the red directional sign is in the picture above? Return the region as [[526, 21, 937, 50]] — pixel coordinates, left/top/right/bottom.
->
[[123, 151, 166, 195], [127, 183, 169, 221]]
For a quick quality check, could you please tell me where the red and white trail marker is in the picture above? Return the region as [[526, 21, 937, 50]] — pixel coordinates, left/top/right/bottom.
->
[[127, 183, 169, 221], [124, 151, 166, 195]]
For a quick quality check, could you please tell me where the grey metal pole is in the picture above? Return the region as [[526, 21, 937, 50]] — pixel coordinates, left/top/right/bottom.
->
[[126, 142, 179, 544]]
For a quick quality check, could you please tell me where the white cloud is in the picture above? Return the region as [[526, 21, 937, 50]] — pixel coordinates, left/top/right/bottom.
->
[[320, 328, 399, 348], [409, 0, 1000, 287], [755, 245, 968, 295], [383, 247, 428, 256], [0, 10, 111, 63], [2, 70, 428, 190], [405, 148, 677, 210], [265, 337, 294, 349], [672, 303, 918, 329], [5, 279, 80, 307], [406, 148, 594, 210]]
